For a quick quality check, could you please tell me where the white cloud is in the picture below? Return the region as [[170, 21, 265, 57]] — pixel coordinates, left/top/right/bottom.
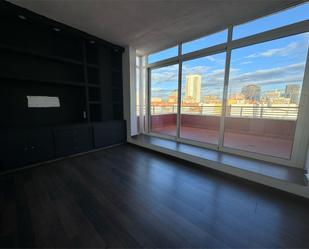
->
[[301, 32, 309, 39], [239, 61, 252, 65], [151, 87, 162, 92], [229, 62, 305, 90], [246, 42, 299, 58], [207, 56, 217, 62], [182, 65, 212, 75], [206, 55, 225, 64], [151, 64, 178, 84]]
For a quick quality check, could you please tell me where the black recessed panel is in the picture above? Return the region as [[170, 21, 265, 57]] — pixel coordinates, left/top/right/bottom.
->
[[86, 42, 99, 65], [87, 67, 100, 85], [112, 89, 122, 102], [89, 87, 101, 101], [0, 49, 84, 83], [111, 50, 122, 70], [113, 103, 123, 120], [0, 81, 87, 127], [112, 72, 122, 88], [90, 104, 102, 122]]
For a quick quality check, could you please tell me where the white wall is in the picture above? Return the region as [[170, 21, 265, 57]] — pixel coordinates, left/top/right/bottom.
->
[[122, 46, 138, 138]]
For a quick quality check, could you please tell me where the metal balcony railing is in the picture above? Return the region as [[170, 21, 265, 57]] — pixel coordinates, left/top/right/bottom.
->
[[146, 105, 299, 120]]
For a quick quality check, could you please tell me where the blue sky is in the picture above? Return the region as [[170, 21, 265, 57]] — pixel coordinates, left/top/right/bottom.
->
[[150, 2, 309, 101]]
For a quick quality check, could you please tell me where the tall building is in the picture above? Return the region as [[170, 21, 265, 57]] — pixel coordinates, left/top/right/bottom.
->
[[185, 74, 202, 103], [241, 84, 261, 102], [285, 84, 300, 104]]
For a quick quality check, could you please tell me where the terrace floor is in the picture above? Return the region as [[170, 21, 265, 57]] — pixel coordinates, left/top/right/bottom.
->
[[152, 125, 293, 159]]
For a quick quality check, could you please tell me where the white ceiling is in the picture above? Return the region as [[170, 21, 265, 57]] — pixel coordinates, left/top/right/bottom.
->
[[8, 0, 305, 55]]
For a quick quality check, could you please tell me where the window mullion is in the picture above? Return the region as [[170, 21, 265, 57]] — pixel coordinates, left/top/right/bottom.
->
[[146, 67, 151, 133], [176, 44, 182, 140], [218, 26, 233, 150]]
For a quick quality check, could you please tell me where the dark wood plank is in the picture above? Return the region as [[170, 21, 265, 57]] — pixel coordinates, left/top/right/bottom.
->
[[0, 144, 309, 248]]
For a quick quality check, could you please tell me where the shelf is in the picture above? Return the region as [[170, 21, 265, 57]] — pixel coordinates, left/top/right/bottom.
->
[[0, 75, 86, 87], [89, 101, 101, 104], [87, 63, 99, 69], [112, 68, 122, 73], [87, 84, 101, 88], [0, 43, 84, 66]]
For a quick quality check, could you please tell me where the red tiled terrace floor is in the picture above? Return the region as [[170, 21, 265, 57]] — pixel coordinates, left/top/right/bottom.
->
[[152, 125, 293, 159]]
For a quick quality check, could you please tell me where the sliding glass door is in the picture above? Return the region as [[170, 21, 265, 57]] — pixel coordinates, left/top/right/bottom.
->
[[150, 64, 179, 137], [223, 33, 309, 159], [180, 53, 226, 145]]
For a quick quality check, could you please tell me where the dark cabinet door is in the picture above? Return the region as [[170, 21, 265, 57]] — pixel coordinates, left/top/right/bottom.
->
[[26, 128, 54, 164], [54, 128, 75, 157], [54, 125, 92, 157], [73, 126, 92, 154], [0, 128, 54, 171], [0, 130, 28, 171], [93, 120, 125, 149]]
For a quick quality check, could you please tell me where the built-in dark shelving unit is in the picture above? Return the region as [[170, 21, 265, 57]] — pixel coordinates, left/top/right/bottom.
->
[[110, 49, 124, 120], [89, 87, 102, 102], [0, 1, 125, 172]]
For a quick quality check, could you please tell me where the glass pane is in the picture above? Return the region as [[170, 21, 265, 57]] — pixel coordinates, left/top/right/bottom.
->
[[180, 53, 226, 145], [150, 64, 179, 136], [182, 30, 228, 54], [233, 3, 309, 40], [148, 46, 178, 64], [224, 33, 309, 159]]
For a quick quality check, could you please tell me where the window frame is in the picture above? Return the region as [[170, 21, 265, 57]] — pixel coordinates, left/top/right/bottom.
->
[[144, 4, 309, 168]]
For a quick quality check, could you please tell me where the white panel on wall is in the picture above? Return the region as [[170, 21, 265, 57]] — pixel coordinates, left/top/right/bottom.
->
[[27, 96, 60, 108]]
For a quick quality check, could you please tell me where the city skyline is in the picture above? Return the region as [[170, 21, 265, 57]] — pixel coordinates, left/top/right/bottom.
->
[[151, 75, 300, 106], [151, 32, 308, 103]]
